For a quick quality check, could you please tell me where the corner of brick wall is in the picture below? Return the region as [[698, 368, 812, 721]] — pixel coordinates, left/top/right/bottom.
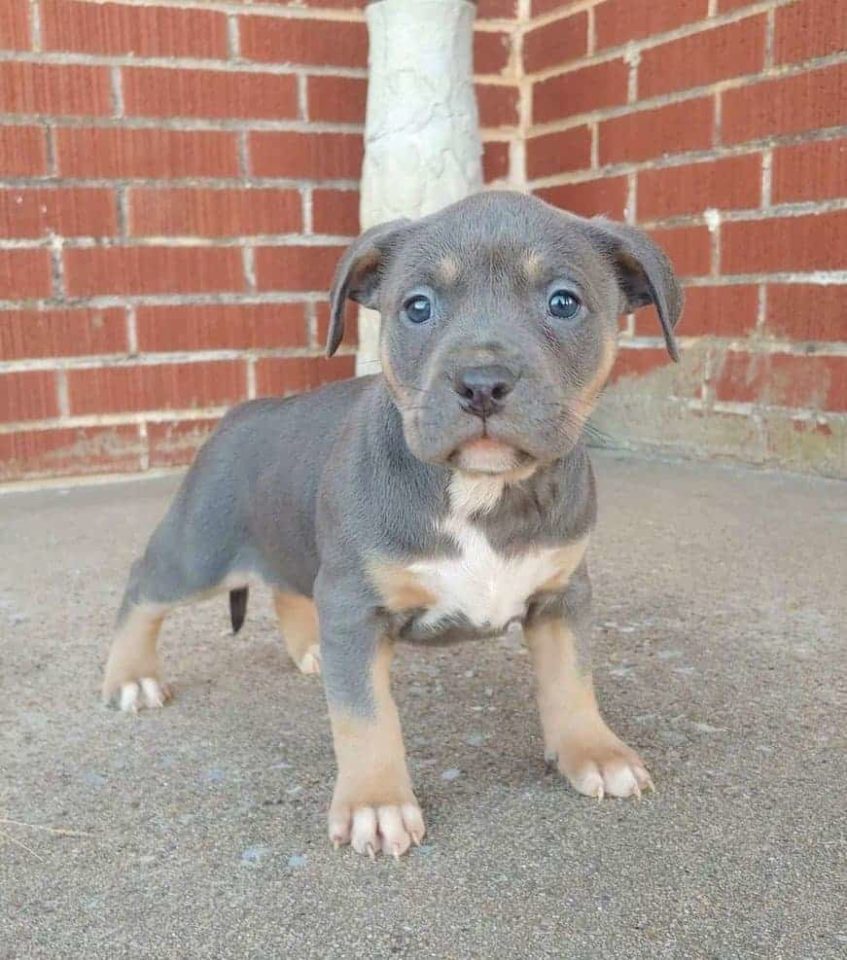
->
[[522, 0, 846, 478], [0, 0, 521, 482]]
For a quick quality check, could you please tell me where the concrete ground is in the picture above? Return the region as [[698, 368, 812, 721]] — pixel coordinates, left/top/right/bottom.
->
[[0, 452, 845, 959]]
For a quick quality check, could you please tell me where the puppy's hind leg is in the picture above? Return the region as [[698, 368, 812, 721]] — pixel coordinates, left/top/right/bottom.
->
[[273, 592, 320, 676], [103, 574, 172, 712]]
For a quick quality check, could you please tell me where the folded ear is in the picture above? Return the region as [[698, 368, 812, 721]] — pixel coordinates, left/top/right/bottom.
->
[[326, 218, 411, 357], [588, 218, 684, 362]]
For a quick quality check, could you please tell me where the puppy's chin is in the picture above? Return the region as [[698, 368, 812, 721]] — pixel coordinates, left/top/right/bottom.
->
[[452, 438, 523, 475]]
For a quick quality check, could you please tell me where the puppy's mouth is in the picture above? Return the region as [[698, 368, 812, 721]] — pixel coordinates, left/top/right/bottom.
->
[[450, 437, 533, 475]]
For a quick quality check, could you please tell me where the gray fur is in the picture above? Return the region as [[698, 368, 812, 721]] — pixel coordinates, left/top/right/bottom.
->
[[114, 190, 682, 717]]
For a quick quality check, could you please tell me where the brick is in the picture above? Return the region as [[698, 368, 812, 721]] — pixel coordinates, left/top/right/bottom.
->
[[307, 75, 367, 124], [0, 425, 143, 481], [533, 59, 628, 124], [647, 225, 711, 277], [713, 352, 847, 411], [0, 249, 52, 300], [595, 0, 707, 50], [240, 16, 367, 68], [637, 154, 761, 221], [0, 308, 126, 360], [523, 13, 586, 74], [316, 300, 358, 349], [477, 83, 519, 127], [718, 0, 756, 9], [608, 347, 673, 384], [723, 62, 847, 145], [526, 125, 591, 180], [312, 189, 360, 236], [64, 247, 244, 297], [535, 176, 627, 219], [531, 0, 571, 14], [0, 188, 116, 239], [482, 140, 510, 182], [0, 370, 58, 422], [263, 0, 364, 8], [774, 0, 847, 65], [56, 128, 239, 178], [255, 355, 356, 397], [722, 211, 847, 274], [0, 62, 110, 117], [147, 418, 219, 469], [640, 16, 765, 99], [41, 0, 228, 58], [250, 132, 362, 180], [772, 138, 847, 204], [123, 68, 298, 121], [128, 188, 302, 238], [636, 284, 758, 338], [475, 29, 512, 74], [0, 0, 30, 49], [255, 245, 344, 292], [0, 126, 47, 176], [478, 0, 517, 17], [136, 303, 307, 352], [599, 97, 713, 165], [765, 284, 846, 342], [68, 361, 246, 415]]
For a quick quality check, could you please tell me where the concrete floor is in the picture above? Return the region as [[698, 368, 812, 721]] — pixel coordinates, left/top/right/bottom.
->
[[0, 452, 845, 959]]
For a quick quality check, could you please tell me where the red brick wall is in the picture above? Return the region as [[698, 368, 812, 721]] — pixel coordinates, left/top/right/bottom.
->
[[524, 0, 846, 476], [0, 0, 518, 481]]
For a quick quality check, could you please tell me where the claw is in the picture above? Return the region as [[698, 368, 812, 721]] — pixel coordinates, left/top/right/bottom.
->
[[596, 783, 604, 802], [332, 839, 341, 851], [392, 844, 401, 860], [410, 832, 422, 847], [632, 781, 642, 801], [366, 843, 376, 862]]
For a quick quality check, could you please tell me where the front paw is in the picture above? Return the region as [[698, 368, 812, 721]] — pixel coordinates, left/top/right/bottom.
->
[[329, 797, 425, 859], [552, 724, 653, 800]]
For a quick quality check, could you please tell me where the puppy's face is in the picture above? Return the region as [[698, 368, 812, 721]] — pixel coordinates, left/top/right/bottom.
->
[[328, 191, 682, 473]]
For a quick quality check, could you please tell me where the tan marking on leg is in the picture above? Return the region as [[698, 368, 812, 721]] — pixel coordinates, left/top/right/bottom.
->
[[328, 640, 424, 857], [102, 604, 170, 709], [273, 592, 320, 675], [527, 618, 652, 799], [368, 562, 437, 613], [535, 537, 589, 594]]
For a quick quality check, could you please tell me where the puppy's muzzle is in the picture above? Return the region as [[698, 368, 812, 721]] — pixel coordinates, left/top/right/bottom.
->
[[452, 364, 517, 419]]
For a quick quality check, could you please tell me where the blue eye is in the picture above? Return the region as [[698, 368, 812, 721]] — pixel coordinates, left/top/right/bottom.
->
[[548, 290, 581, 320], [404, 294, 432, 324]]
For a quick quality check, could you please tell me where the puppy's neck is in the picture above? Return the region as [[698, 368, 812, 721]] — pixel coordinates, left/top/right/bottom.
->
[[448, 463, 539, 518]]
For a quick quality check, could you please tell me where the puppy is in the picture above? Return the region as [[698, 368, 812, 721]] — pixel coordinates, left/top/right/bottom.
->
[[103, 190, 682, 858]]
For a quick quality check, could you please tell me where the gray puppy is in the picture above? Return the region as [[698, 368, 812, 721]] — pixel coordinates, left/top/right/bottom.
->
[[103, 190, 682, 859]]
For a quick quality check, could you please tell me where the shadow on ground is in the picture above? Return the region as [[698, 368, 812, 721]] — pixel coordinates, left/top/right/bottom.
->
[[1, 453, 845, 959]]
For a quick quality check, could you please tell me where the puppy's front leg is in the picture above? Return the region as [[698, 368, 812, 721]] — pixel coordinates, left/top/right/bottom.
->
[[527, 566, 653, 800], [315, 579, 423, 858]]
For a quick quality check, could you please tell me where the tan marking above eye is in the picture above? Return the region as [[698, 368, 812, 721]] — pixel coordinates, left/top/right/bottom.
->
[[521, 251, 545, 283], [368, 561, 438, 612], [435, 257, 460, 285]]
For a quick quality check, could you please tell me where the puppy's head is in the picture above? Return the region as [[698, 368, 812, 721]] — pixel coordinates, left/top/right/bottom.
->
[[328, 191, 682, 474]]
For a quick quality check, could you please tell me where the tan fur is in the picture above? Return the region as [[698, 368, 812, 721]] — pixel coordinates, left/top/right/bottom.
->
[[329, 641, 414, 806], [572, 334, 617, 425], [102, 605, 165, 698], [535, 538, 590, 594], [521, 251, 544, 283], [526, 618, 652, 799], [435, 256, 460, 285], [273, 592, 320, 674], [368, 562, 438, 613]]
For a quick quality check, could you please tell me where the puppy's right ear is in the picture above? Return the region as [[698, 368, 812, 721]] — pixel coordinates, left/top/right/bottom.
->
[[326, 218, 411, 357]]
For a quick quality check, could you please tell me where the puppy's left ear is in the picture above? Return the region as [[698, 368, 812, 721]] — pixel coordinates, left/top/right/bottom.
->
[[588, 218, 684, 362], [326, 218, 411, 357]]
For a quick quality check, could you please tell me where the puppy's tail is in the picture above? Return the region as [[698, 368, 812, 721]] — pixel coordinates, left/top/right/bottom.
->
[[229, 587, 248, 635]]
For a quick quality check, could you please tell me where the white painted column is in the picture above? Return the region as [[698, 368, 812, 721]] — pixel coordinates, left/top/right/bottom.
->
[[357, 0, 483, 374]]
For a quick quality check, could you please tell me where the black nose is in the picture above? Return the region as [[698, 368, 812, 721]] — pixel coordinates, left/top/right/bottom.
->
[[453, 364, 516, 418]]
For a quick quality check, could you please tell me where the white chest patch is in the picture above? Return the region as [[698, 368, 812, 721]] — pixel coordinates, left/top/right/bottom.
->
[[407, 473, 586, 631]]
